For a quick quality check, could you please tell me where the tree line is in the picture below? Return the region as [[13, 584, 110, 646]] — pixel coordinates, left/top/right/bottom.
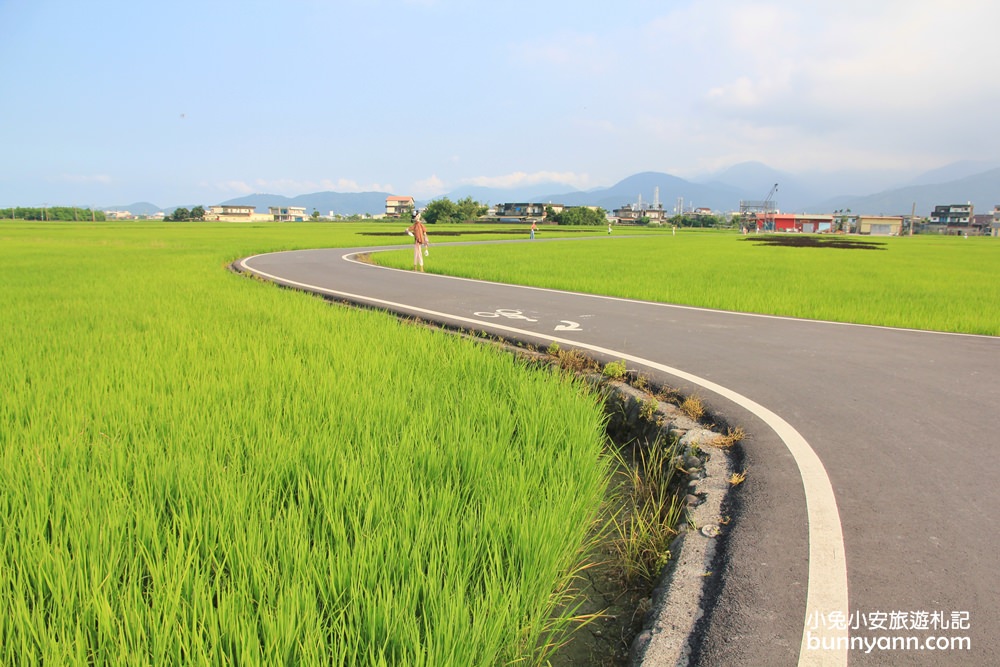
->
[[544, 205, 607, 226], [419, 197, 488, 224], [165, 206, 206, 221], [1, 206, 106, 221], [665, 213, 738, 228], [416, 197, 612, 226]]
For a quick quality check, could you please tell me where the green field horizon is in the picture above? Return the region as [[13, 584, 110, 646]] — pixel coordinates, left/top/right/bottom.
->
[[375, 228, 1000, 336], [2, 219, 996, 664]]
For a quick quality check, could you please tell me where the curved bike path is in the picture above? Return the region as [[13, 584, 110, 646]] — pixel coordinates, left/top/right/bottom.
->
[[236, 241, 999, 666]]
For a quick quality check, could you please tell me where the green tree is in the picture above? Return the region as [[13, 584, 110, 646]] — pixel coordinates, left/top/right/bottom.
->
[[420, 197, 488, 224], [421, 198, 456, 224], [190, 206, 206, 221], [1, 206, 102, 221], [169, 207, 190, 222], [454, 196, 488, 222], [671, 213, 719, 228], [555, 206, 606, 226]]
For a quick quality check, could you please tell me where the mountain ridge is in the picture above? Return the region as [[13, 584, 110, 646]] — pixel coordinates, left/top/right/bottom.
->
[[105, 163, 1000, 217]]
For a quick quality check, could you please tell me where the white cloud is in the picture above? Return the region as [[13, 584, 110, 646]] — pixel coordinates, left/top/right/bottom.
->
[[623, 1, 1000, 172], [715, 2, 997, 110], [463, 171, 593, 190], [213, 178, 393, 195], [255, 178, 345, 193], [214, 180, 255, 194], [510, 32, 616, 78], [411, 174, 446, 198], [56, 173, 112, 185]]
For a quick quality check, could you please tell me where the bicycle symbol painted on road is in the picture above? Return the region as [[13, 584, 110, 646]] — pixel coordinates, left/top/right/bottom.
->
[[472, 309, 584, 332], [473, 308, 539, 323]]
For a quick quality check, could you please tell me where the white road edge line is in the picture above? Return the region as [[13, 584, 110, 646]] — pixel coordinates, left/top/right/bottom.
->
[[237, 253, 850, 666]]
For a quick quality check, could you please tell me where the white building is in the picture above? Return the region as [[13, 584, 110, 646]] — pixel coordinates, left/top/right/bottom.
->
[[269, 206, 308, 222], [208, 205, 271, 222]]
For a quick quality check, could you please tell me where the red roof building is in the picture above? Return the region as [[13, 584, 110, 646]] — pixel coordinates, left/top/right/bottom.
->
[[385, 196, 415, 218]]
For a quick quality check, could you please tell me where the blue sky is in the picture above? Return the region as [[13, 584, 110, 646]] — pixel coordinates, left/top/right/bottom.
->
[[2, 0, 998, 207]]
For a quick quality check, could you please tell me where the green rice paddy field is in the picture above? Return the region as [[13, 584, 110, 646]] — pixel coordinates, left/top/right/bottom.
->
[[377, 229, 1000, 336], [2, 221, 996, 665], [0, 222, 612, 665]]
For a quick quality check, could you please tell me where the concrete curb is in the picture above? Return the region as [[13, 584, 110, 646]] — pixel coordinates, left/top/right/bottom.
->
[[633, 429, 731, 666], [597, 379, 735, 667]]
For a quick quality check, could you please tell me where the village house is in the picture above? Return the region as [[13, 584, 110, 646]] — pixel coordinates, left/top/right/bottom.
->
[[269, 206, 308, 222], [207, 205, 271, 222], [612, 202, 667, 224], [971, 214, 994, 235], [856, 215, 904, 236], [753, 213, 835, 233], [926, 203, 983, 235], [494, 203, 565, 219], [385, 196, 415, 218]]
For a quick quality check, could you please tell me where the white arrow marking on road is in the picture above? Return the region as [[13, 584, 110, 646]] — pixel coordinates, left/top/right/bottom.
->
[[554, 320, 582, 331]]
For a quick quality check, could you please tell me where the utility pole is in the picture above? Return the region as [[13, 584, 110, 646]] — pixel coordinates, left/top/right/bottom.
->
[[909, 202, 916, 237]]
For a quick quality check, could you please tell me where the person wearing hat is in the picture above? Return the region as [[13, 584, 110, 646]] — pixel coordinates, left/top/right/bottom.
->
[[406, 212, 429, 271]]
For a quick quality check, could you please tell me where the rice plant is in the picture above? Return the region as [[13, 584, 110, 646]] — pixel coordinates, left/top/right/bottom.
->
[[0, 221, 613, 665]]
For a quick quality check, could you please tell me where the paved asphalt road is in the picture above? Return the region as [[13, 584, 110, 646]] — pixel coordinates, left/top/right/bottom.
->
[[236, 241, 999, 666]]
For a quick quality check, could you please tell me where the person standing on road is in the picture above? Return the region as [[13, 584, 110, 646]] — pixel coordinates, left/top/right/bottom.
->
[[406, 212, 429, 271], [530, 220, 537, 240]]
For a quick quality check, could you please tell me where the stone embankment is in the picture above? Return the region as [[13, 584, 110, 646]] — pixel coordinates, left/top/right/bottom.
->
[[598, 377, 735, 667], [503, 341, 740, 667]]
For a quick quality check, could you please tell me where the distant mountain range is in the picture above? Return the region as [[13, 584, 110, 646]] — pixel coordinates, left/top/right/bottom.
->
[[107, 201, 166, 216], [812, 167, 1000, 216], [521, 163, 999, 216], [106, 161, 1000, 217]]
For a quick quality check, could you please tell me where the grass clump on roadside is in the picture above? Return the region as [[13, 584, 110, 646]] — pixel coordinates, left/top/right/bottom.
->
[[602, 359, 628, 380], [611, 435, 686, 585], [680, 394, 706, 421], [0, 222, 613, 665]]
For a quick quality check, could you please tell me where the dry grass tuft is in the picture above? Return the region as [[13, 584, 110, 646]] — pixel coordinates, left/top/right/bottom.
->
[[555, 347, 600, 373], [714, 426, 746, 448], [680, 395, 705, 420]]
